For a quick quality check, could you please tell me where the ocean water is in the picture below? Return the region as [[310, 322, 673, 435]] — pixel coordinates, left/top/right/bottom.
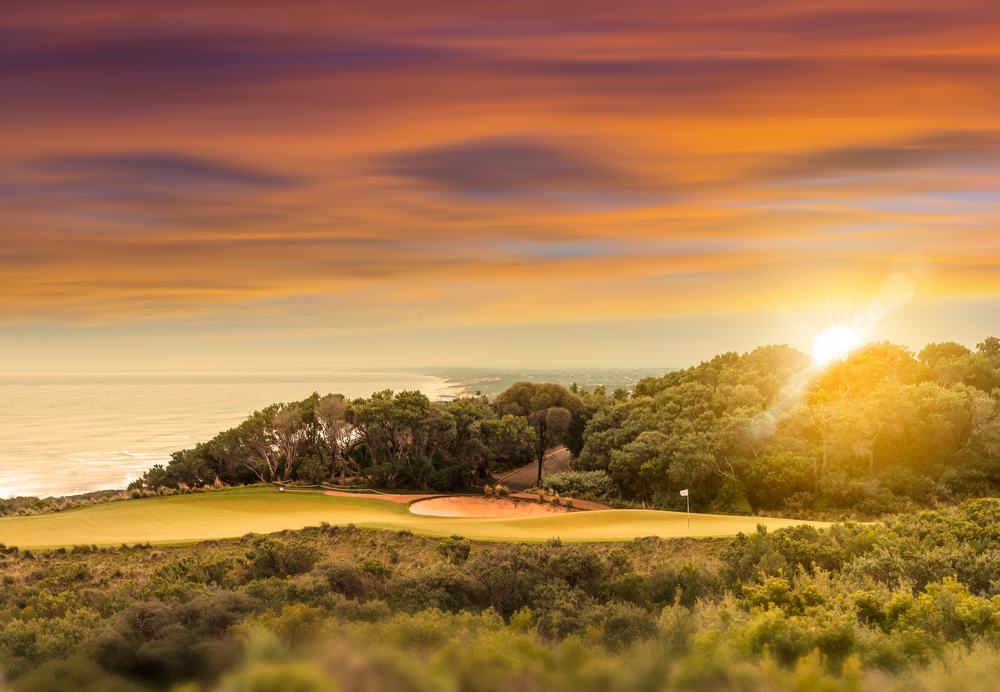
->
[[0, 371, 459, 499]]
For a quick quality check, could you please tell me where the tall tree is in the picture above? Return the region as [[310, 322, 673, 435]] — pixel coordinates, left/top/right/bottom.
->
[[495, 382, 584, 483], [232, 403, 307, 484], [792, 390, 845, 494], [316, 394, 352, 479], [977, 336, 1000, 368]]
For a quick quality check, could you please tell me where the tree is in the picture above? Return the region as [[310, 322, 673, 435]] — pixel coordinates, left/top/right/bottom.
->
[[609, 431, 665, 501], [234, 404, 307, 484], [846, 385, 896, 478], [483, 415, 536, 478], [792, 390, 844, 494], [815, 342, 925, 395], [496, 382, 584, 483], [315, 394, 352, 479], [270, 404, 306, 480], [658, 428, 718, 491], [920, 342, 976, 388], [346, 390, 437, 488], [741, 448, 814, 510], [919, 341, 973, 368], [977, 336, 1000, 368]]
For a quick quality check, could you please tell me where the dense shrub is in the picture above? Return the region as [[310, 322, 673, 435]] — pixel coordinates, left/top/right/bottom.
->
[[533, 542, 607, 597], [90, 593, 260, 682], [427, 463, 469, 493], [384, 565, 480, 614], [646, 563, 720, 608], [245, 537, 321, 580], [12, 502, 1000, 690], [600, 602, 657, 652], [437, 537, 471, 565], [11, 655, 145, 692], [712, 476, 752, 515], [318, 561, 365, 600], [529, 578, 599, 638], [540, 471, 617, 498], [741, 449, 814, 511], [463, 544, 533, 617]]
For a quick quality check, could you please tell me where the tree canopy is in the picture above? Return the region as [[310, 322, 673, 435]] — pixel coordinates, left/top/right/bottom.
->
[[495, 382, 584, 483], [138, 336, 1000, 518]]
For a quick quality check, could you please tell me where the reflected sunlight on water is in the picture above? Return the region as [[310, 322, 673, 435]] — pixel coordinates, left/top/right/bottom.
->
[[0, 371, 458, 498]]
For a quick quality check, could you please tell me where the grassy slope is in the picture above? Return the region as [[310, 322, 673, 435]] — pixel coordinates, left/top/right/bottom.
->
[[0, 487, 831, 549]]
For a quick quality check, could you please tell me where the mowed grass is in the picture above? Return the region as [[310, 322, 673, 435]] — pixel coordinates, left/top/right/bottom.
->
[[0, 487, 832, 549]]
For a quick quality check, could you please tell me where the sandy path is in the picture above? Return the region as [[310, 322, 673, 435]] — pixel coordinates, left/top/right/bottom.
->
[[496, 447, 572, 491]]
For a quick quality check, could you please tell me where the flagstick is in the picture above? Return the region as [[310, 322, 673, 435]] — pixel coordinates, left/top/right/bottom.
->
[[687, 492, 690, 530]]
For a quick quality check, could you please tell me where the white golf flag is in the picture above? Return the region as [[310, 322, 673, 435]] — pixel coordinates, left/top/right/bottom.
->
[[679, 489, 689, 497]]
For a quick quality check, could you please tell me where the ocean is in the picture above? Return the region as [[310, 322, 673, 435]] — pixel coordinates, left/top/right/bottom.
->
[[0, 371, 459, 499], [0, 367, 668, 499]]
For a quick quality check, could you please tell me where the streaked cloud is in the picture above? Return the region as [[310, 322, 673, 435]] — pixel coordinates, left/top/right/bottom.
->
[[2, 0, 1000, 366], [39, 153, 297, 191], [380, 137, 651, 204], [761, 130, 1000, 182]]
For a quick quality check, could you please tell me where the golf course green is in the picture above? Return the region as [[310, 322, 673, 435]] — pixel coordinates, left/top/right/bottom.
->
[[0, 487, 831, 549]]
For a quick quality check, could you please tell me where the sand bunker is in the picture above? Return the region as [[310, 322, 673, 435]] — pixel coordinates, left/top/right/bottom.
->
[[409, 496, 574, 518]]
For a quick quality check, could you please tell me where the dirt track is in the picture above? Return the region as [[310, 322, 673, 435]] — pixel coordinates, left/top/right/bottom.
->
[[495, 447, 572, 491]]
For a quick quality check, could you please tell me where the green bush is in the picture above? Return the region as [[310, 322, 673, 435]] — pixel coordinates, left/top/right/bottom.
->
[[529, 578, 599, 638], [332, 598, 391, 623], [532, 543, 606, 597], [294, 455, 328, 485], [218, 660, 337, 692], [600, 602, 657, 651], [646, 563, 719, 608], [463, 544, 533, 617], [437, 537, 471, 565], [246, 537, 321, 581], [740, 449, 814, 511], [357, 558, 392, 585], [428, 463, 469, 493], [89, 593, 260, 682], [285, 574, 336, 610], [11, 655, 145, 692], [540, 471, 617, 498], [385, 565, 480, 614], [318, 561, 365, 600], [713, 476, 752, 516]]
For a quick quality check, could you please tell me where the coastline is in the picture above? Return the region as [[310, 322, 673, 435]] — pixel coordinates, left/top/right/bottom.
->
[[0, 370, 464, 500], [1, 367, 665, 500]]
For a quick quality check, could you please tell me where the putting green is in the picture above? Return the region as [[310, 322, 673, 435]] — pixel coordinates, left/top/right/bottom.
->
[[0, 488, 831, 549]]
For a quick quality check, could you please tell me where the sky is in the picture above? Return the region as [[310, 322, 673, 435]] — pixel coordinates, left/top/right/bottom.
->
[[2, 0, 1000, 371]]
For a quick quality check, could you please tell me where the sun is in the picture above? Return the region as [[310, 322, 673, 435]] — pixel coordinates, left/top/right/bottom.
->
[[813, 327, 862, 367]]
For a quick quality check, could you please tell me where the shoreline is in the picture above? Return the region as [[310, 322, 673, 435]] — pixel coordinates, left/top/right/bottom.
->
[[0, 370, 465, 500]]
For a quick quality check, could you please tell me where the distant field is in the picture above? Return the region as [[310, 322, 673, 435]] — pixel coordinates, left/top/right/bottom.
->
[[0, 488, 831, 549]]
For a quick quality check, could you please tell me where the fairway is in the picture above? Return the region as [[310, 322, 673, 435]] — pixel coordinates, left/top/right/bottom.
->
[[0, 488, 831, 549]]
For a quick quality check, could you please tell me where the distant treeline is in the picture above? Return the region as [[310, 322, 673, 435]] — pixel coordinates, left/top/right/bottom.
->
[[136, 390, 546, 492], [139, 338, 1000, 516]]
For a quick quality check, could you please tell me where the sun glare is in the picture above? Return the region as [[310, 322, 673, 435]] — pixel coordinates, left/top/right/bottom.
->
[[813, 327, 862, 367]]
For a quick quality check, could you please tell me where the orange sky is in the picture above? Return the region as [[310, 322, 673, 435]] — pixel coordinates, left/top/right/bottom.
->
[[2, 0, 1000, 370]]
